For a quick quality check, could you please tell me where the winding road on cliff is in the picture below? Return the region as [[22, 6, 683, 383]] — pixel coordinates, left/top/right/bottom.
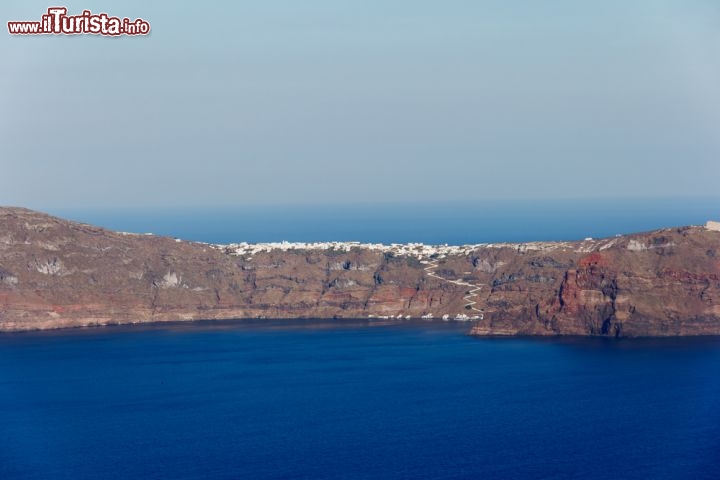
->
[[421, 258, 485, 319]]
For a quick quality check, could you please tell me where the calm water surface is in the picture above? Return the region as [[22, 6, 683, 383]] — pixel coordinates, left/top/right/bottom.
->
[[51, 197, 720, 245], [1, 320, 719, 479]]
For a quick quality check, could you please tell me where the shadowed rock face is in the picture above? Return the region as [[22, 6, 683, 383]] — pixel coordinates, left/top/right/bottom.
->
[[1, 207, 719, 336]]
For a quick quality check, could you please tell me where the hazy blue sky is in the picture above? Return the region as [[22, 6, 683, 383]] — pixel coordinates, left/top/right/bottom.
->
[[2, 1, 719, 209]]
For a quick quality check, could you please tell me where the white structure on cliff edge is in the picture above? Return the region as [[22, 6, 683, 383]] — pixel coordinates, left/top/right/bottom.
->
[[706, 221, 720, 232]]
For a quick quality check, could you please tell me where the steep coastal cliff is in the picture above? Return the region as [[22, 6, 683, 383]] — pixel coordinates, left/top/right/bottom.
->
[[1, 207, 719, 336]]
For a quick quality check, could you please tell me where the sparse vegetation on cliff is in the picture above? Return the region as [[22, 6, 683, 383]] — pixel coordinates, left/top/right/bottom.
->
[[1, 207, 719, 336]]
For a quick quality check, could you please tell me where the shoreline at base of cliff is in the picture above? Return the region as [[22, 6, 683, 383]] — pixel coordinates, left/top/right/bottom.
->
[[2, 207, 719, 337]]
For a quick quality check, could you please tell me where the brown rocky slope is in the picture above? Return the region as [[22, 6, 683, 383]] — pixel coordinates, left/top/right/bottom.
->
[[1, 207, 719, 336]]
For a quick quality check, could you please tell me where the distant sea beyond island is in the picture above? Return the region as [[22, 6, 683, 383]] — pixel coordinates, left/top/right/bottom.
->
[[48, 197, 720, 245]]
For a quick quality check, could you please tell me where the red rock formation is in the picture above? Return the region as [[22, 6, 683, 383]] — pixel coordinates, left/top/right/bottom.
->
[[1, 207, 719, 336]]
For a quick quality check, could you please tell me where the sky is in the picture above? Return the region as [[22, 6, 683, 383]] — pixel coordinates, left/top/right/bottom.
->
[[2, 1, 719, 209]]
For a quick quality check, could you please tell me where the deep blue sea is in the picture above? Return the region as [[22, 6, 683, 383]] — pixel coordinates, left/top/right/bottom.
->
[[2, 198, 719, 478], [49, 197, 720, 245], [1, 321, 719, 479]]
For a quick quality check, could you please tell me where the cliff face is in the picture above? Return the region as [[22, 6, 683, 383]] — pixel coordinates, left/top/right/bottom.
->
[[1, 207, 719, 336]]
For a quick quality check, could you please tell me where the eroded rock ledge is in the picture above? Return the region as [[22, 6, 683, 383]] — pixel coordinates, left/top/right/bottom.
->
[[1, 207, 719, 336]]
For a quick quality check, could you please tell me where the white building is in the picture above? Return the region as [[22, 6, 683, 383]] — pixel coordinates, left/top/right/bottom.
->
[[706, 221, 720, 232]]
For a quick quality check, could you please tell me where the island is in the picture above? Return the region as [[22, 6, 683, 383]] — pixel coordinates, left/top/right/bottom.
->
[[1, 207, 719, 336]]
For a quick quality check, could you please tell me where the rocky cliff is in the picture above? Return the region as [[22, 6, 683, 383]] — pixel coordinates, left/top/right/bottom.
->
[[1, 207, 719, 336]]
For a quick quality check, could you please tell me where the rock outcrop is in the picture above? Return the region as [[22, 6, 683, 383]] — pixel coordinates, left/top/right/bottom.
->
[[1, 207, 719, 336]]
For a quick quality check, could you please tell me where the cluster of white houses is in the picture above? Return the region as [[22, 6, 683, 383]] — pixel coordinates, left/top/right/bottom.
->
[[218, 224, 720, 259], [367, 313, 481, 322], [220, 240, 482, 258], [217, 239, 577, 259]]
